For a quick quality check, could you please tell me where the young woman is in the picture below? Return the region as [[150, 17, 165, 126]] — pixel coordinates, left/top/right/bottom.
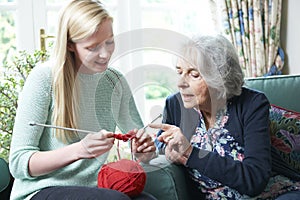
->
[[9, 1, 156, 199]]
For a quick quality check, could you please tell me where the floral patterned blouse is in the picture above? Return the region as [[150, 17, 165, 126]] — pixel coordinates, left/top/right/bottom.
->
[[189, 108, 300, 200], [155, 89, 300, 199]]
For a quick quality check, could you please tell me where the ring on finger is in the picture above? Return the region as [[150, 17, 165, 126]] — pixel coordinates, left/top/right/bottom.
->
[[166, 136, 174, 142]]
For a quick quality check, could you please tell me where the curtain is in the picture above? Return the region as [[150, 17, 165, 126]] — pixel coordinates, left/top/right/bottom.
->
[[210, 0, 284, 77]]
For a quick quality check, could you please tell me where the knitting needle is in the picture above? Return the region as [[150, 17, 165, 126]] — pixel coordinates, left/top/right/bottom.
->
[[30, 114, 162, 161], [142, 113, 162, 130], [29, 113, 162, 134], [28, 121, 95, 134], [130, 113, 162, 160]]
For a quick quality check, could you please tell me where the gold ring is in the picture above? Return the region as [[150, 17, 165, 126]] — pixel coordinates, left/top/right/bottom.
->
[[167, 136, 174, 141]]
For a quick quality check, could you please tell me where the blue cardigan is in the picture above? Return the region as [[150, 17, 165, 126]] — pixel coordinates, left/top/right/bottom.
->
[[155, 87, 272, 197]]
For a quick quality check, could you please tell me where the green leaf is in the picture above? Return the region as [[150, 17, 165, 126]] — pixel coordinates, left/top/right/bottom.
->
[[0, 49, 49, 161]]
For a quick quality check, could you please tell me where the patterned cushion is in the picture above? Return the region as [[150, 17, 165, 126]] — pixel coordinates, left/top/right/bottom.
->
[[269, 104, 300, 179]]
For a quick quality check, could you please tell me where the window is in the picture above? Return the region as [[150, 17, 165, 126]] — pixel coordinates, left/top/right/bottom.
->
[[0, 0, 16, 67], [0, 0, 214, 123]]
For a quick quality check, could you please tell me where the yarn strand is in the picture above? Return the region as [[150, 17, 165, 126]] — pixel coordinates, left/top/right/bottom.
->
[[98, 129, 146, 197]]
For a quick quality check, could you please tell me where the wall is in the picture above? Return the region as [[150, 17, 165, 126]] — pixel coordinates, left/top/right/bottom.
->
[[281, 0, 300, 75]]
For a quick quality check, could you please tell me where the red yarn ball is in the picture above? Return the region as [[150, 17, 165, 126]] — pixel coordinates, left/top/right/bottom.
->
[[97, 159, 146, 197]]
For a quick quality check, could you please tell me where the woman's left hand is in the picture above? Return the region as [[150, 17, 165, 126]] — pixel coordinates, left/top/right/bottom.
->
[[132, 128, 157, 163]]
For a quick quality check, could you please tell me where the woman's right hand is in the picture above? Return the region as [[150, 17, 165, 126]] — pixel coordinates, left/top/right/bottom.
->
[[28, 130, 115, 177], [79, 130, 115, 159], [149, 123, 192, 165]]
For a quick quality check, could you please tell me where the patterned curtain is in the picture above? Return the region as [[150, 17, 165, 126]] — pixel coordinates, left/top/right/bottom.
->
[[210, 0, 284, 77]]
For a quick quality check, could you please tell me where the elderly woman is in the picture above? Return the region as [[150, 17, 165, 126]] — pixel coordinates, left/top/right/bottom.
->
[[151, 35, 300, 199]]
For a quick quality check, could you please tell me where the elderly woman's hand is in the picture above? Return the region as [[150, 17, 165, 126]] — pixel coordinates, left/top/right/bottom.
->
[[131, 128, 157, 163], [149, 123, 193, 165]]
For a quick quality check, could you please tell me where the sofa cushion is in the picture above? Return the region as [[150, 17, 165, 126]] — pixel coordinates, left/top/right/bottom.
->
[[244, 75, 300, 112], [269, 104, 300, 180], [143, 155, 200, 200], [0, 158, 10, 192]]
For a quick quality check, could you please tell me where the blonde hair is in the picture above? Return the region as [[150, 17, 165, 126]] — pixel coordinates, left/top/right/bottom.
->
[[52, 0, 112, 143]]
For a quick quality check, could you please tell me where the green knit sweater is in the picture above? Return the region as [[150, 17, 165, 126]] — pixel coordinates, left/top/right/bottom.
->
[[9, 64, 143, 200]]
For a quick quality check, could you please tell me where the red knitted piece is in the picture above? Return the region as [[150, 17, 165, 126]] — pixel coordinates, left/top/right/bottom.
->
[[113, 130, 136, 141], [97, 159, 146, 197]]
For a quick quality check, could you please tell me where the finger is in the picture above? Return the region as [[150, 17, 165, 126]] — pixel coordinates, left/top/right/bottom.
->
[[135, 140, 148, 152], [131, 139, 138, 152], [92, 133, 115, 144], [157, 132, 174, 143], [138, 132, 151, 143], [137, 142, 155, 152], [140, 145, 156, 153], [89, 138, 114, 147], [164, 135, 174, 143], [135, 128, 144, 138], [108, 138, 115, 144], [157, 135, 167, 143], [101, 130, 114, 138], [149, 123, 173, 131]]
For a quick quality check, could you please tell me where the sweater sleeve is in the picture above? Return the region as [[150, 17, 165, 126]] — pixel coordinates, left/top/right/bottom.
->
[[155, 94, 179, 153], [186, 90, 271, 197], [9, 65, 52, 179]]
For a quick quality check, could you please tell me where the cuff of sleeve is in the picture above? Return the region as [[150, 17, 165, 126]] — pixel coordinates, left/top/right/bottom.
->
[[185, 147, 210, 168]]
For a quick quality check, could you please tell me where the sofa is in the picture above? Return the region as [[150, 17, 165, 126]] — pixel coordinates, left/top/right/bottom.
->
[[0, 158, 12, 199], [1, 75, 299, 199], [143, 74, 300, 200]]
